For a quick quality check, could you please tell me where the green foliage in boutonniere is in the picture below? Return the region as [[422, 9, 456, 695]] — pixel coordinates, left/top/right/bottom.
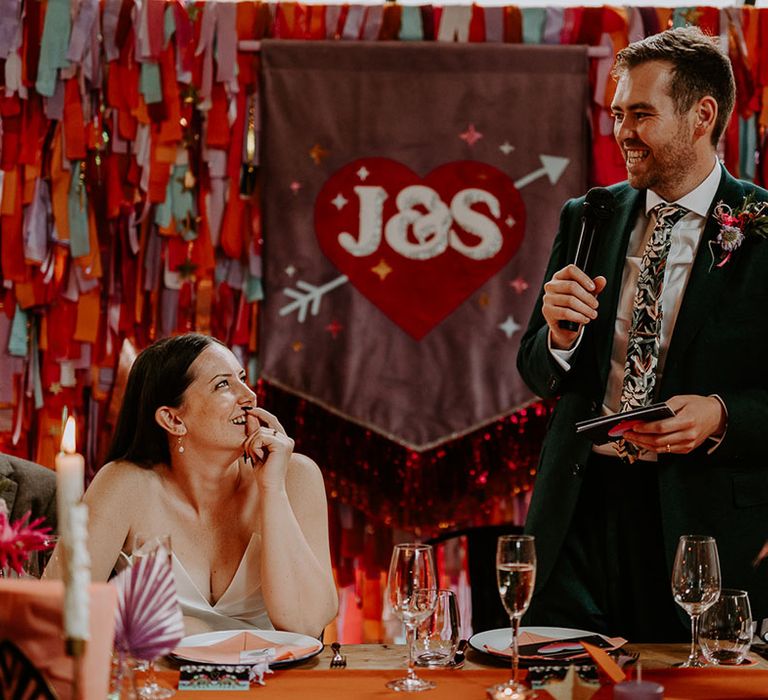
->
[[711, 194, 768, 268]]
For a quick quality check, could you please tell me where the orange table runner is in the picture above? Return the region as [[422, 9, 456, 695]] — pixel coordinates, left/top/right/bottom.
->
[[155, 666, 768, 699]]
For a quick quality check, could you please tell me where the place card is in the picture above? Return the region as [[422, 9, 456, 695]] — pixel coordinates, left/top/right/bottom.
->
[[178, 665, 251, 691]]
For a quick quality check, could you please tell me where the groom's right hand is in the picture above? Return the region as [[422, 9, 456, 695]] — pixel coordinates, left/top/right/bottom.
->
[[542, 264, 607, 350]]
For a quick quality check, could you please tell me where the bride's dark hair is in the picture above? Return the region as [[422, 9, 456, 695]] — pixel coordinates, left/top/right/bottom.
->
[[106, 333, 223, 467]]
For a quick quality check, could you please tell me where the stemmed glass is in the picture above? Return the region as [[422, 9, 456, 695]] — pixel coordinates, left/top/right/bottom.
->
[[490, 535, 536, 698], [386, 543, 439, 692], [671, 534, 721, 668], [132, 534, 175, 699]]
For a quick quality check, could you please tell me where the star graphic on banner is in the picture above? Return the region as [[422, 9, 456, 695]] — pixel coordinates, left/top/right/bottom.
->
[[176, 257, 198, 280], [499, 141, 515, 155], [499, 315, 521, 338], [325, 320, 343, 338], [681, 7, 702, 25], [331, 193, 349, 210], [459, 124, 483, 146], [292, 341, 304, 352], [357, 166, 370, 181], [509, 277, 529, 294], [289, 181, 302, 195], [285, 265, 296, 277], [49, 382, 63, 395], [371, 258, 393, 281], [309, 143, 330, 165], [505, 215, 516, 228], [478, 292, 490, 308]]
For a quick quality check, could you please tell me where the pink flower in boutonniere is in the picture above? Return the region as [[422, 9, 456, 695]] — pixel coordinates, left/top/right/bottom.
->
[[0, 498, 53, 575], [711, 195, 768, 268]]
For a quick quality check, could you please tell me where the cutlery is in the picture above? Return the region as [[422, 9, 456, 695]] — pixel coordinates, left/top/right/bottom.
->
[[330, 641, 347, 668]]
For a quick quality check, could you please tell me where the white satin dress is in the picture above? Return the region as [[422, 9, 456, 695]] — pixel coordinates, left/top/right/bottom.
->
[[172, 534, 274, 631]]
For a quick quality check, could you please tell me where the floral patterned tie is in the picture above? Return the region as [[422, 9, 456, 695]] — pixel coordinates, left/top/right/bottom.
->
[[614, 203, 688, 463]]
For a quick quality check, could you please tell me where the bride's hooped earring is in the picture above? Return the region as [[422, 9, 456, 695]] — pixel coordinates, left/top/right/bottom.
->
[[177, 435, 185, 454]]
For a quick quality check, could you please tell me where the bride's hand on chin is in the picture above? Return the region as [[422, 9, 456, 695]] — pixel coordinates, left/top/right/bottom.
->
[[242, 409, 294, 491]]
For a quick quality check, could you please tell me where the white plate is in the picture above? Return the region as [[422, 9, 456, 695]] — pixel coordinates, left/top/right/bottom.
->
[[172, 629, 323, 668], [469, 626, 602, 658]]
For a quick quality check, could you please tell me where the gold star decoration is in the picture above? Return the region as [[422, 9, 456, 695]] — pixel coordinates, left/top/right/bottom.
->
[[681, 7, 702, 25], [176, 258, 198, 280], [49, 382, 63, 395], [371, 258, 393, 281], [309, 143, 330, 165], [292, 341, 304, 352], [537, 666, 600, 700], [179, 170, 196, 191]]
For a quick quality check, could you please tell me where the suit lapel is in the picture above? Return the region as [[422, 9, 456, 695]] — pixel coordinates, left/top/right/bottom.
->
[[0, 455, 18, 515], [661, 168, 744, 392], [589, 184, 643, 383]]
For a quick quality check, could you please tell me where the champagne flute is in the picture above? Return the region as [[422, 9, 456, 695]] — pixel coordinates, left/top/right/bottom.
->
[[385, 543, 438, 692], [132, 534, 175, 700], [491, 535, 536, 698], [671, 534, 721, 668]]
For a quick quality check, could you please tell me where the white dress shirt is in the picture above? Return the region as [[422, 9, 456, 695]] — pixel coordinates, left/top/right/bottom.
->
[[550, 158, 722, 459]]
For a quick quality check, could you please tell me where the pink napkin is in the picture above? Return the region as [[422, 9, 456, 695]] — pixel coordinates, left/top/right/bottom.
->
[[485, 631, 627, 661], [0, 580, 117, 700], [173, 631, 318, 664]]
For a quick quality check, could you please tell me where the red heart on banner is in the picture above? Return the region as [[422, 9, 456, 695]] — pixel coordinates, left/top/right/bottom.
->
[[315, 158, 526, 340]]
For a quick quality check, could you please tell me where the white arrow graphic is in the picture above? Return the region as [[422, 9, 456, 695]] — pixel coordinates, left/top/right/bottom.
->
[[514, 155, 570, 190], [279, 275, 349, 322]]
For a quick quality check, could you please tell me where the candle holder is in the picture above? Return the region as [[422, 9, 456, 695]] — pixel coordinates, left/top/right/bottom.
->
[[66, 637, 87, 700]]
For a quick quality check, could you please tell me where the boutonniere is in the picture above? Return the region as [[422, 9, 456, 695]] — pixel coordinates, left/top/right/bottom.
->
[[710, 194, 768, 268]]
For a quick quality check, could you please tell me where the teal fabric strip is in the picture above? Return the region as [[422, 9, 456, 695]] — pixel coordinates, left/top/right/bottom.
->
[[67, 162, 91, 258], [399, 6, 424, 41], [164, 4, 176, 47], [30, 325, 43, 409], [672, 8, 692, 28], [8, 305, 28, 358], [521, 8, 547, 44], [140, 61, 163, 104], [246, 275, 264, 303], [36, 0, 72, 97], [154, 179, 173, 229], [740, 116, 756, 182], [171, 165, 197, 240]]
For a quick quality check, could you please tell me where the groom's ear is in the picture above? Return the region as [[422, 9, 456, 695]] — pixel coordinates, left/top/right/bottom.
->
[[693, 96, 717, 137]]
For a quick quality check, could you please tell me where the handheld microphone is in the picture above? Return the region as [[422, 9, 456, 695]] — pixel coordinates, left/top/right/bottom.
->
[[558, 187, 616, 332]]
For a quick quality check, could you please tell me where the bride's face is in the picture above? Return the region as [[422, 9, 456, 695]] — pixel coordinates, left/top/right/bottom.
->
[[176, 344, 256, 452]]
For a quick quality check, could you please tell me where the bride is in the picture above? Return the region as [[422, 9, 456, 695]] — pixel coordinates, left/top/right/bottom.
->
[[49, 333, 337, 636]]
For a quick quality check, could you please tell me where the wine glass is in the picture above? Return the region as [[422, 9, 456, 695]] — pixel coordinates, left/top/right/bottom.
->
[[385, 543, 438, 692], [490, 535, 536, 698], [671, 534, 721, 668], [132, 534, 175, 699]]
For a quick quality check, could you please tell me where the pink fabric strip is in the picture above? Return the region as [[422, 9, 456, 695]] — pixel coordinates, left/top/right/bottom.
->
[[67, 0, 99, 64], [215, 1, 237, 86]]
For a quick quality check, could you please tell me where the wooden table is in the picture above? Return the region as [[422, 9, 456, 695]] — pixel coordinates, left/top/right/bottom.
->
[[155, 643, 768, 698]]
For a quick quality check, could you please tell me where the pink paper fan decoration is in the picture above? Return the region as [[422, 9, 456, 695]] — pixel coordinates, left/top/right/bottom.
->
[[112, 552, 184, 660]]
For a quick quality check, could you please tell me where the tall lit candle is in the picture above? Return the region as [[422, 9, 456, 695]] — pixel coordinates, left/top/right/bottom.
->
[[56, 416, 84, 540]]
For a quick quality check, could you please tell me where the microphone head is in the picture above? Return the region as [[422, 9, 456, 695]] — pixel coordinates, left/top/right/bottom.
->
[[583, 187, 616, 220]]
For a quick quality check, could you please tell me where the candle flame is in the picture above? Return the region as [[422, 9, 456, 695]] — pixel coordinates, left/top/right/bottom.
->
[[61, 416, 77, 454]]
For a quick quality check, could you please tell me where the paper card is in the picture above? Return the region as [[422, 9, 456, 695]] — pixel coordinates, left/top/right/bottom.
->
[[178, 665, 250, 691], [518, 634, 616, 661]]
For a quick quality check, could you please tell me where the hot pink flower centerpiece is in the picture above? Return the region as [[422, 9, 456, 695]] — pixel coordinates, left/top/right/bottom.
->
[[0, 499, 54, 575]]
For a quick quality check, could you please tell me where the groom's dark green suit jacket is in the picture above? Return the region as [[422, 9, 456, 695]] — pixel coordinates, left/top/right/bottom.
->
[[517, 166, 768, 622]]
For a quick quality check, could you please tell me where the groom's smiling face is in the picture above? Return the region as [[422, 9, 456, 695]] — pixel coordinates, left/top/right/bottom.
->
[[611, 60, 700, 202]]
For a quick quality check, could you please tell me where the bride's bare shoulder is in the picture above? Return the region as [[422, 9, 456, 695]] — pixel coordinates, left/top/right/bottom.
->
[[87, 460, 162, 496]]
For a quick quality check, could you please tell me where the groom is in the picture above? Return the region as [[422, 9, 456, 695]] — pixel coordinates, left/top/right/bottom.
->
[[517, 26, 768, 641]]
